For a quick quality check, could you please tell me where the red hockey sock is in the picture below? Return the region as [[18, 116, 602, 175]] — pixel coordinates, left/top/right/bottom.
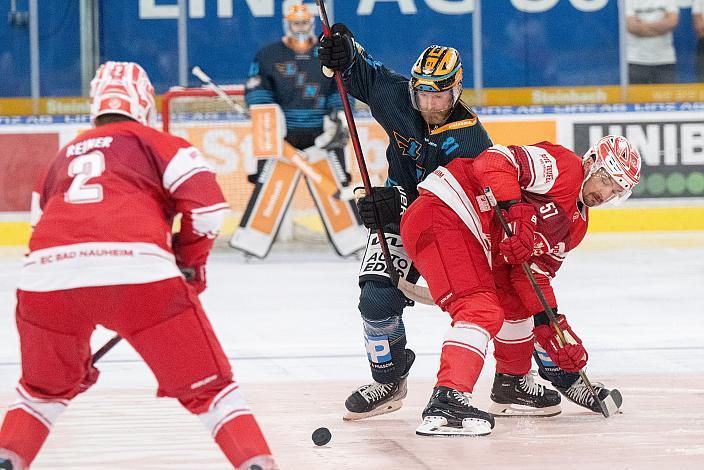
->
[[214, 414, 272, 468], [493, 317, 535, 376], [494, 338, 534, 376], [0, 408, 50, 466], [436, 344, 485, 393]]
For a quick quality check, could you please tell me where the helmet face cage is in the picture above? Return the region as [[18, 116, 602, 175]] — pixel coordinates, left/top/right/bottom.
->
[[89, 61, 156, 127], [283, 4, 315, 45], [408, 46, 463, 113], [583, 135, 642, 205]]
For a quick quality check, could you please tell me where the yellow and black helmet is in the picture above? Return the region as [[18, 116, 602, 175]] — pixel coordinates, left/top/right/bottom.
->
[[410, 46, 463, 93]]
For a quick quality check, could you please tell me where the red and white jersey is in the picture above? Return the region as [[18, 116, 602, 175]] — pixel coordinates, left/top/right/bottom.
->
[[417, 142, 588, 313], [21, 120, 229, 292], [477, 142, 589, 276]]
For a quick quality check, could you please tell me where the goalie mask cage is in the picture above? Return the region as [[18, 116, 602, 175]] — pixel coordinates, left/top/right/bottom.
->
[[162, 86, 330, 248]]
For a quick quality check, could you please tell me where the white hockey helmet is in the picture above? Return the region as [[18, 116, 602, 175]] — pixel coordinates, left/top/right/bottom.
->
[[582, 135, 641, 205], [89, 61, 156, 127]]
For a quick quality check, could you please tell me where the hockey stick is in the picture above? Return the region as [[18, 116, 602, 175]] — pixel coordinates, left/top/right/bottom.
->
[[484, 187, 614, 418], [191, 66, 344, 200], [315, 0, 433, 306], [92, 334, 122, 365]]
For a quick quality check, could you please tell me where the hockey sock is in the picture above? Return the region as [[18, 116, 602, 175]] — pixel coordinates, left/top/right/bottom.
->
[[436, 323, 490, 393], [494, 318, 535, 376], [0, 408, 50, 466], [214, 414, 272, 468]]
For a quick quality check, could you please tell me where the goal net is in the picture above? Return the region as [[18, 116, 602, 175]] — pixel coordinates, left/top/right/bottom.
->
[[161, 86, 332, 247]]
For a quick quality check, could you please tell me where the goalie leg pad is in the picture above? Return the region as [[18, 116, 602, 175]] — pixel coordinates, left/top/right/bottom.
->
[[230, 158, 302, 258], [304, 157, 366, 257]]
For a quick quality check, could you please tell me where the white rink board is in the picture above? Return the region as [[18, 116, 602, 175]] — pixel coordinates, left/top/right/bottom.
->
[[1, 233, 703, 468]]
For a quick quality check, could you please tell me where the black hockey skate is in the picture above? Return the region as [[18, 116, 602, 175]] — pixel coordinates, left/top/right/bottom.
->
[[416, 386, 495, 436], [489, 372, 562, 417], [556, 377, 623, 415], [343, 349, 415, 421]]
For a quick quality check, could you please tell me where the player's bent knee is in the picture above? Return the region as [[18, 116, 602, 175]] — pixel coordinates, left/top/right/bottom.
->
[[188, 382, 254, 437], [358, 280, 406, 320], [446, 291, 504, 337], [8, 384, 70, 431], [495, 317, 534, 345], [127, 308, 233, 401]]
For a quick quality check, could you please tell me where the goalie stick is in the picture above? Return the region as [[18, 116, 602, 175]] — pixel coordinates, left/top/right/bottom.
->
[[315, 0, 433, 306], [190, 66, 344, 200], [484, 186, 620, 418]]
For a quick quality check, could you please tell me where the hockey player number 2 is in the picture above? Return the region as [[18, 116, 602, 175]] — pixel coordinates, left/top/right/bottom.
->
[[65, 151, 106, 204]]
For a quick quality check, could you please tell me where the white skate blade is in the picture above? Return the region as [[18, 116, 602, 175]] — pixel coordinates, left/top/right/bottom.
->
[[343, 400, 403, 421], [489, 401, 561, 418], [602, 388, 623, 417], [415, 416, 492, 437]]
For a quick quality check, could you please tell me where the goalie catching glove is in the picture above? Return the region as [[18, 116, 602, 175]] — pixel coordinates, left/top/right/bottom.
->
[[315, 111, 349, 150], [355, 186, 408, 230], [499, 202, 537, 264], [533, 313, 588, 372]]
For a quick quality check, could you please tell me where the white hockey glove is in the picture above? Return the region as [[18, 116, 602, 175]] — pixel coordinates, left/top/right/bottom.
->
[[315, 111, 349, 150]]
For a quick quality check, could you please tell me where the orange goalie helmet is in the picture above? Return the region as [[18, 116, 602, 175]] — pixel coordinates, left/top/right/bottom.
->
[[283, 3, 315, 50], [89, 61, 156, 127]]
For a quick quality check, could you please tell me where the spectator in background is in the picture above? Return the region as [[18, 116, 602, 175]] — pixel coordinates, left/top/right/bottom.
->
[[626, 0, 679, 84], [693, 0, 704, 82]]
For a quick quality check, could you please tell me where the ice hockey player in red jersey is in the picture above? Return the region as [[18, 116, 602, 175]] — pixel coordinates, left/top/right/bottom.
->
[[0, 62, 277, 469], [401, 136, 640, 435]]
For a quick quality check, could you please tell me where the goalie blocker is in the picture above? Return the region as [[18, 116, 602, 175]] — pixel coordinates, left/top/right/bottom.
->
[[230, 104, 365, 258]]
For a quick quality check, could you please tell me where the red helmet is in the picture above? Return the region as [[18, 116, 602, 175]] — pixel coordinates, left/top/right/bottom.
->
[[583, 135, 641, 204], [89, 61, 156, 127]]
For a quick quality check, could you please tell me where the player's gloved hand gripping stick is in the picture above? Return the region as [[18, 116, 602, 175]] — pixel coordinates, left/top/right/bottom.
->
[[315, 0, 433, 305], [484, 186, 619, 418]]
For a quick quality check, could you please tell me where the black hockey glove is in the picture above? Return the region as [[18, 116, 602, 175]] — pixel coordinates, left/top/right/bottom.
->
[[318, 23, 356, 71], [355, 186, 408, 230]]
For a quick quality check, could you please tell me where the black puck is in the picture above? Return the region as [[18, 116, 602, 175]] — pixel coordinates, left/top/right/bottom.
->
[[312, 427, 331, 446]]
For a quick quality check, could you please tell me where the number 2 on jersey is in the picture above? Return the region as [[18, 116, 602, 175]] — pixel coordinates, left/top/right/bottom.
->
[[64, 151, 105, 204]]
